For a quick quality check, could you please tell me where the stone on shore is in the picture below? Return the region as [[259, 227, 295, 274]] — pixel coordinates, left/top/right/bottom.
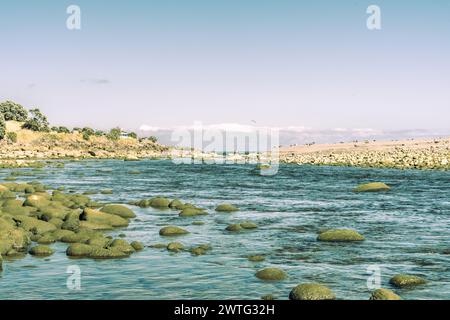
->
[[289, 283, 336, 300], [317, 229, 365, 242]]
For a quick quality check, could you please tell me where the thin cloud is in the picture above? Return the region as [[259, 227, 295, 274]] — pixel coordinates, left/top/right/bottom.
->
[[80, 78, 111, 85]]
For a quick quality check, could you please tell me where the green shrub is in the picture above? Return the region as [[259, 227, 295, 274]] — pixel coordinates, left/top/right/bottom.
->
[[0, 114, 5, 140], [6, 132, 17, 143], [22, 108, 50, 132], [128, 132, 137, 139], [0, 100, 28, 121], [82, 131, 91, 141], [95, 130, 104, 136], [148, 136, 158, 143], [58, 126, 70, 134], [107, 127, 121, 141]]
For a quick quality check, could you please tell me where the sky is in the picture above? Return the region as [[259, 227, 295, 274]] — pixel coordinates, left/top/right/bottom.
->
[[0, 0, 449, 143]]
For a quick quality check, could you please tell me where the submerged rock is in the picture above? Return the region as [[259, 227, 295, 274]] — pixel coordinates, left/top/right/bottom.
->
[[89, 247, 130, 259], [29, 245, 54, 257], [131, 241, 144, 251], [179, 208, 207, 217], [317, 229, 365, 242], [353, 182, 391, 192], [150, 197, 170, 208], [225, 224, 242, 232], [248, 255, 265, 262], [215, 204, 239, 212], [370, 288, 401, 300], [240, 221, 258, 229], [168, 199, 183, 210], [255, 268, 287, 281], [289, 283, 336, 300], [389, 274, 426, 288], [159, 226, 189, 236], [167, 242, 184, 252]]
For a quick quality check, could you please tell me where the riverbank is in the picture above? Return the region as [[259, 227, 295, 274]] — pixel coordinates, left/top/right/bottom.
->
[[280, 137, 450, 170]]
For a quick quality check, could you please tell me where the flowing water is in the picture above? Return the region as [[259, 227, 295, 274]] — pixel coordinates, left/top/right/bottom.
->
[[0, 160, 449, 300]]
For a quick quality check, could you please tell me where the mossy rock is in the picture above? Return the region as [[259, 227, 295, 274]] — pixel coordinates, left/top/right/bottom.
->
[[51, 229, 75, 241], [179, 208, 207, 217], [190, 244, 211, 256], [2, 205, 34, 216], [167, 242, 184, 252], [60, 232, 91, 244], [131, 241, 144, 251], [87, 237, 112, 248], [150, 243, 167, 249], [135, 199, 151, 208], [240, 221, 258, 229], [0, 228, 31, 255], [192, 221, 205, 226], [14, 216, 57, 234], [255, 268, 287, 281], [2, 199, 24, 207], [370, 288, 401, 300], [289, 283, 336, 300], [79, 221, 113, 230], [23, 194, 51, 208], [100, 189, 113, 195], [89, 247, 129, 259], [353, 182, 391, 192], [150, 197, 170, 208], [48, 218, 64, 228], [39, 204, 71, 220], [159, 226, 189, 236], [225, 224, 242, 232], [215, 203, 239, 212], [100, 204, 136, 219], [248, 255, 265, 262], [61, 218, 80, 232], [110, 239, 135, 254], [29, 245, 54, 257], [36, 233, 57, 244], [66, 243, 93, 257], [169, 199, 183, 209], [317, 229, 365, 242], [389, 274, 426, 288], [80, 208, 129, 228]]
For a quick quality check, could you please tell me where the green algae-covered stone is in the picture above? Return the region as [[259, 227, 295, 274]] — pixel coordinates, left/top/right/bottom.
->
[[100, 204, 136, 219], [29, 245, 54, 257], [289, 283, 336, 300], [159, 226, 189, 236], [389, 274, 426, 288], [255, 268, 287, 281], [215, 203, 239, 212], [317, 229, 365, 242], [353, 182, 391, 192], [370, 288, 401, 300]]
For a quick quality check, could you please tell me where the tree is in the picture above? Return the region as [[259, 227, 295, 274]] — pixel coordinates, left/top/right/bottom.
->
[[22, 108, 50, 132], [0, 100, 28, 121], [148, 136, 158, 143], [94, 130, 104, 136], [106, 127, 121, 141], [0, 114, 5, 140]]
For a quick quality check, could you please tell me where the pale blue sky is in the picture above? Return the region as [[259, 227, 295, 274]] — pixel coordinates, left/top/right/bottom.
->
[[0, 0, 449, 136]]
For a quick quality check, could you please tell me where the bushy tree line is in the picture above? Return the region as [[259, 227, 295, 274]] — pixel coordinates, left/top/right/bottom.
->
[[0, 101, 28, 121]]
